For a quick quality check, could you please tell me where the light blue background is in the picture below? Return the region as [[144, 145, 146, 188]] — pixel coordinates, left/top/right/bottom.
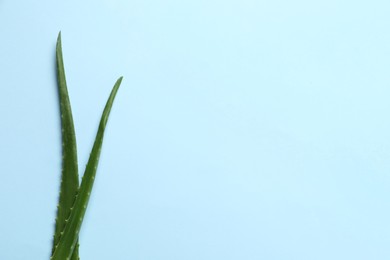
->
[[1, 0, 390, 259]]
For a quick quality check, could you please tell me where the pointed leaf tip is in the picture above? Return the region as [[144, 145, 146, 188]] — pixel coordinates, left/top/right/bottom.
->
[[57, 32, 62, 44]]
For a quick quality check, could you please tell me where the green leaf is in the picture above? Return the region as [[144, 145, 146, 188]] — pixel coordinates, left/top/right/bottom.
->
[[51, 77, 123, 260], [52, 32, 80, 260]]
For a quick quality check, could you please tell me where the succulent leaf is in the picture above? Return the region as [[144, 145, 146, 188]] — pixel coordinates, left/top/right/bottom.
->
[[52, 32, 80, 260], [51, 77, 123, 260]]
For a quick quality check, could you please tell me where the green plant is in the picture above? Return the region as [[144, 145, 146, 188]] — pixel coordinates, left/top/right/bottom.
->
[[50, 32, 123, 260]]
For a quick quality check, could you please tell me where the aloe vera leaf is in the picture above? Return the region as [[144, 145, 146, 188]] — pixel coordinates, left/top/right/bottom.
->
[[51, 77, 123, 260], [52, 32, 80, 260]]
